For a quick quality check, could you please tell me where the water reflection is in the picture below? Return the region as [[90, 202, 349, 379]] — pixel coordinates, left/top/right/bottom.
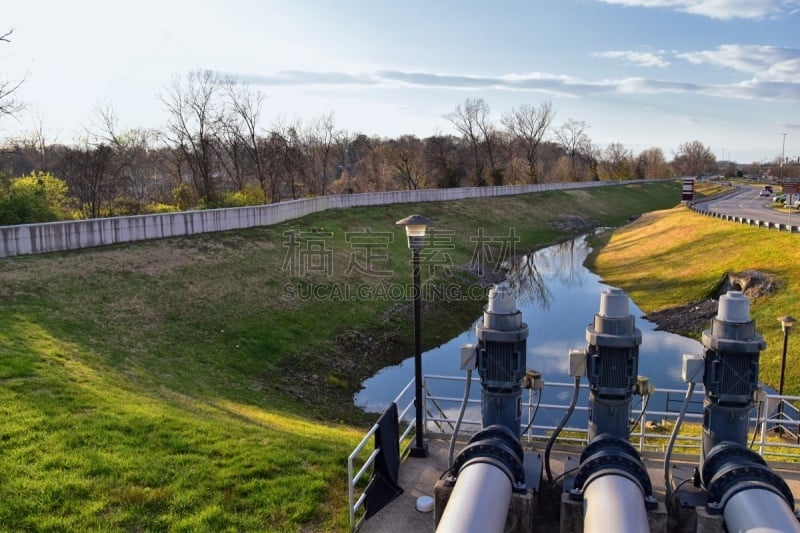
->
[[354, 235, 704, 417]]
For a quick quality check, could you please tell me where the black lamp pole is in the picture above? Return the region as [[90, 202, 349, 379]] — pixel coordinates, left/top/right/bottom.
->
[[777, 315, 795, 435], [396, 214, 433, 458], [411, 244, 426, 456]]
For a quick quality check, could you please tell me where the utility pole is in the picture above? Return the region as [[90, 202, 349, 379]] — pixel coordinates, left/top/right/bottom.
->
[[780, 133, 787, 184]]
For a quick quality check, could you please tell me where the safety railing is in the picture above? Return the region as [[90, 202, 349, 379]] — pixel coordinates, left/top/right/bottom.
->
[[420, 375, 800, 460], [690, 202, 800, 233], [347, 379, 417, 532]]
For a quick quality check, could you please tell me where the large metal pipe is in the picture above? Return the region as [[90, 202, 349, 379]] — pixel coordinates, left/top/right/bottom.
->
[[436, 462, 512, 533], [437, 424, 525, 533], [723, 488, 800, 533], [570, 435, 656, 533], [583, 474, 650, 533], [701, 442, 799, 532]]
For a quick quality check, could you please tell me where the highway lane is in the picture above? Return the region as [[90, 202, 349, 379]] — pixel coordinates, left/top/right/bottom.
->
[[695, 185, 798, 228]]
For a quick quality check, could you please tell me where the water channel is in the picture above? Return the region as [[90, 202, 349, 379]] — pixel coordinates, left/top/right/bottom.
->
[[354, 233, 705, 426]]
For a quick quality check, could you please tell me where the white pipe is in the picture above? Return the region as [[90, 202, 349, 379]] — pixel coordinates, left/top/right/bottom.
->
[[723, 488, 800, 533], [436, 462, 512, 533], [583, 475, 650, 533]]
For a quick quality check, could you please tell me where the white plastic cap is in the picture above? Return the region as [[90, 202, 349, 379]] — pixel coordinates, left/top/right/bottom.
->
[[416, 495, 434, 513], [487, 285, 516, 314], [717, 291, 750, 323], [598, 288, 630, 318]]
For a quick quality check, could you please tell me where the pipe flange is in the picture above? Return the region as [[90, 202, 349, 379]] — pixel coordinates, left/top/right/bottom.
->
[[703, 444, 794, 514], [571, 435, 655, 509], [452, 425, 525, 487], [701, 442, 764, 486]]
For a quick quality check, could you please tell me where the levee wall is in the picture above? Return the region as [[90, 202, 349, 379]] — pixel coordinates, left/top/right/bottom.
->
[[0, 180, 647, 258]]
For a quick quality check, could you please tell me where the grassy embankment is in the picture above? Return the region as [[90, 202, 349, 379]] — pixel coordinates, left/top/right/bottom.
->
[[590, 200, 800, 397], [0, 181, 679, 531]]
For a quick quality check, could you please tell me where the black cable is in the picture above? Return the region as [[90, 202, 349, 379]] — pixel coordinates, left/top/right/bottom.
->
[[545, 377, 581, 483], [520, 389, 543, 439], [448, 369, 473, 471], [551, 465, 580, 485], [629, 393, 651, 431], [749, 403, 760, 449], [665, 382, 695, 501]]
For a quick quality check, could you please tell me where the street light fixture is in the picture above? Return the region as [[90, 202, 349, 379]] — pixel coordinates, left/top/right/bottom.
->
[[776, 315, 796, 435], [396, 214, 433, 458]]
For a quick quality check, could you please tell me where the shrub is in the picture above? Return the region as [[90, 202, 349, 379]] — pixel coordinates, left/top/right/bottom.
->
[[0, 172, 72, 225]]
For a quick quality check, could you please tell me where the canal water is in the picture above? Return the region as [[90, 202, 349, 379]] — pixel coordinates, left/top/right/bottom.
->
[[354, 234, 705, 425]]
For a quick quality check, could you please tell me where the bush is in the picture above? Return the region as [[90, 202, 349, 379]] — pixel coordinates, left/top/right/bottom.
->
[[144, 203, 180, 214], [202, 185, 267, 209], [0, 172, 72, 225]]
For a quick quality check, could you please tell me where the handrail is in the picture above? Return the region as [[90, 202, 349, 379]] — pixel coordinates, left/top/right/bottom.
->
[[347, 380, 416, 532]]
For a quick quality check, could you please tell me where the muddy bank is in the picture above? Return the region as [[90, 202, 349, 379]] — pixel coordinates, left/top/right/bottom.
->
[[643, 270, 779, 337]]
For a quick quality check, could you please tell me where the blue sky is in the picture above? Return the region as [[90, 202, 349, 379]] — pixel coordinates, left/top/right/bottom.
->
[[3, 0, 799, 163]]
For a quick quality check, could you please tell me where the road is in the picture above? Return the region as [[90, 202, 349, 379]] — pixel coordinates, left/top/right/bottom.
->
[[695, 185, 798, 228]]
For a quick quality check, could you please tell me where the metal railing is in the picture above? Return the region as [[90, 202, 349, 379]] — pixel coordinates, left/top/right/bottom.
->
[[421, 375, 800, 459], [347, 380, 417, 532]]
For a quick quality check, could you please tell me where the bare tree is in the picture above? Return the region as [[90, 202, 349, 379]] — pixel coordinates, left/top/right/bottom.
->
[[58, 140, 115, 219], [271, 119, 305, 200], [219, 81, 270, 195], [501, 101, 554, 183], [384, 135, 426, 190], [599, 142, 632, 180], [161, 70, 224, 205], [445, 98, 501, 185], [555, 119, 592, 181], [635, 147, 670, 179], [671, 140, 716, 176], [302, 112, 338, 196], [0, 30, 25, 121], [0, 113, 56, 176], [423, 134, 465, 188], [345, 134, 386, 192]]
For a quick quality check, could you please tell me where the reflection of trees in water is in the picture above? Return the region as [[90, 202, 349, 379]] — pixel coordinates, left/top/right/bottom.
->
[[504, 236, 590, 308], [504, 253, 551, 309]]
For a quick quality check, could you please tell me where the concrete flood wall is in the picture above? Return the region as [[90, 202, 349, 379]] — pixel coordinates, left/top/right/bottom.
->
[[0, 179, 641, 258]]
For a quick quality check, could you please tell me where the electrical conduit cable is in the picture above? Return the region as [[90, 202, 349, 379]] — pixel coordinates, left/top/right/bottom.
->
[[448, 369, 472, 471], [664, 382, 695, 500], [520, 389, 542, 439], [545, 376, 580, 483]]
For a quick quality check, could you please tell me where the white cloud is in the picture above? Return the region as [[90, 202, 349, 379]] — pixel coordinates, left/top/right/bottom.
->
[[594, 50, 669, 68], [231, 68, 800, 102], [598, 0, 799, 20], [678, 44, 800, 82]]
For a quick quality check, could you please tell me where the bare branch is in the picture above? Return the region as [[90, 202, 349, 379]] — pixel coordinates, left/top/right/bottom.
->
[[0, 28, 25, 119]]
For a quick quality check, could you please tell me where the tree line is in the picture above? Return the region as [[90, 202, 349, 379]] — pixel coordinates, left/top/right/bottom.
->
[[0, 66, 725, 224]]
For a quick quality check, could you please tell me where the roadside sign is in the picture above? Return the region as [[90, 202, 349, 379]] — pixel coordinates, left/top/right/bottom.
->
[[682, 178, 695, 202], [783, 183, 800, 195]]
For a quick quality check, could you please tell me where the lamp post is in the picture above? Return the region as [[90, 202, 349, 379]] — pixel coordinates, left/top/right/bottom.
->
[[780, 133, 787, 185], [776, 315, 796, 435], [396, 214, 433, 458]]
